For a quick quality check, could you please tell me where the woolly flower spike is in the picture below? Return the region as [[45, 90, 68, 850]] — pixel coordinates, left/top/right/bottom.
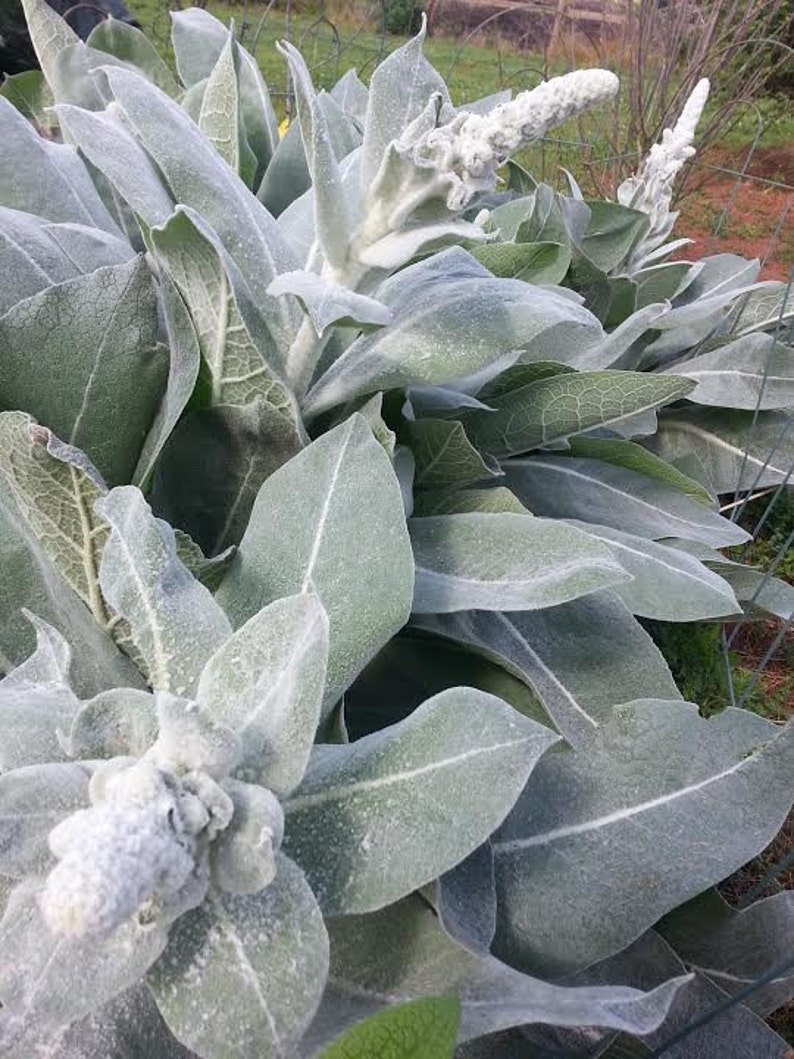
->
[[415, 69, 619, 211], [617, 78, 710, 265], [40, 761, 212, 939]]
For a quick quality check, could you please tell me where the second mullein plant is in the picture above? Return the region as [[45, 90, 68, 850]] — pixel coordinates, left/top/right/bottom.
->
[[0, 4, 792, 1056]]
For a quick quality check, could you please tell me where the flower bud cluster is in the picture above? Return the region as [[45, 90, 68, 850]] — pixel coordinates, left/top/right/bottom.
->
[[617, 78, 710, 267], [40, 759, 229, 939], [413, 69, 620, 211]]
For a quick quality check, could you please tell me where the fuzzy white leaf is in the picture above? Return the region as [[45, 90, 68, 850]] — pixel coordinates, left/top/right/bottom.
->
[[96, 487, 231, 696]]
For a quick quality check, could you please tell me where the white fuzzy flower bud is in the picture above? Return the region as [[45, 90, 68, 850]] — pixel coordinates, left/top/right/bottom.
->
[[414, 69, 619, 211], [40, 761, 208, 939], [617, 78, 709, 269]]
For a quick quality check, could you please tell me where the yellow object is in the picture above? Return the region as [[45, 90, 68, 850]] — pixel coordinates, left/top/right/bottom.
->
[[278, 117, 291, 139]]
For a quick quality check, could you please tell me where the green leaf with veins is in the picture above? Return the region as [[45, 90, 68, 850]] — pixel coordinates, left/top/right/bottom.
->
[[402, 418, 499, 490], [199, 31, 258, 186], [96, 486, 231, 695], [464, 371, 695, 458], [319, 996, 461, 1059]]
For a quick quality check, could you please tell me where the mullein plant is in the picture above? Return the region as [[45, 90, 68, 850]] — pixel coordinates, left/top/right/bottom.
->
[[0, 5, 792, 1056]]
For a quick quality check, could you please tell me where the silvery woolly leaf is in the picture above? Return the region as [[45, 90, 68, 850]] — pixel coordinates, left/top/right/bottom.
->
[[648, 407, 794, 492], [491, 703, 794, 977], [96, 486, 231, 696], [674, 253, 761, 305], [18, 0, 79, 100], [283, 686, 559, 915], [279, 43, 351, 270], [86, 19, 179, 96], [150, 207, 299, 418], [580, 302, 669, 371], [259, 95, 359, 221], [197, 593, 329, 793], [663, 332, 794, 410], [170, 7, 229, 85], [502, 455, 749, 546], [646, 973, 791, 1059], [406, 386, 493, 416], [414, 595, 680, 750], [699, 556, 794, 622], [330, 68, 368, 125], [3, 610, 70, 686], [198, 31, 258, 186], [463, 371, 694, 457], [148, 855, 328, 1059], [54, 104, 175, 228], [0, 762, 90, 877], [0, 419, 153, 682], [258, 121, 312, 219], [149, 398, 303, 556], [0, 413, 111, 628], [642, 281, 772, 365], [356, 216, 490, 273], [402, 418, 499, 490], [410, 513, 629, 614], [216, 415, 414, 710], [0, 879, 169, 1044], [658, 890, 794, 1017], [561, 520, 739, 621], [0, 206, 132, 315], [0, 482, 141, 696], [0, 98, 118, 232], [65, 688, 157, 760], [304, 248, 602, 418], [211, 779, 284, 895], [320, 996, 460, 1059], [170, 8, 280, 187], [731, 280, 794, 336], [48, 42, 128, 110], [529, 929, 784, 1059], [303, 895, 689, 1053], [134, 274, 202, 488], [437, 840, 497, 956], [0, 258, 167, 487], [268, 270, 392, 338], [102, 66, 300, 354], [361, 18, 450, 187], [1, 984, 194, 1059], [0, 615, 78, 771]]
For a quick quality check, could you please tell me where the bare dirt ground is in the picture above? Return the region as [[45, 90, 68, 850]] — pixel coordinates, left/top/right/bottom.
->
[[677, 147, 794, 281]]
